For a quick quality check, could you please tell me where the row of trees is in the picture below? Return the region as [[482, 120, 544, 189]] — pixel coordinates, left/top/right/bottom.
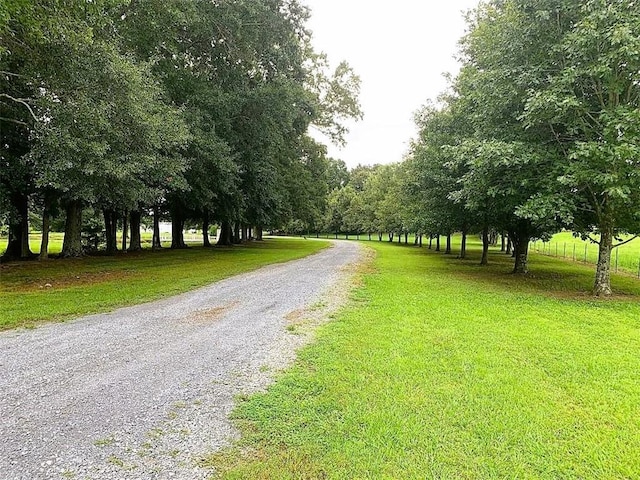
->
[[312, 0, 639, 296], [404, 0, 639, 296], [1, 0, 361, 259]]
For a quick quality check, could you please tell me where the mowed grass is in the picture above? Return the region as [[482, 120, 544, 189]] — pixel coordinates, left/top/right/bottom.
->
[[533, 231, 640, 275], [0, 238, 329, 330], [207, 239, 640, 479]]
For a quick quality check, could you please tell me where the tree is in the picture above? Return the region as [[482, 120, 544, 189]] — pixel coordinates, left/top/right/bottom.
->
[[523, 0, 640, 294]]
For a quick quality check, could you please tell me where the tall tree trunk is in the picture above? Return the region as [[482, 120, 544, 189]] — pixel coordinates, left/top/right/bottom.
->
[[512, 234, 530, 274], [428, 235, 433, 249], [388, 233, 393, 242], [129, 210, 142, 251], [500, 233, 506, 252], [233, 223, 241, 244], [256, 225, 264, 241], [435, 235, 440, 252], [378, 232, 382, 241], [103, 209, 118, 255], [171, 210, 187, 249], [39, 196, 52, 260], [2, 193, 33, 260], [480, 225, 490, 265], [121, 210, 128, 253], [202, 213, 211, 247], [445, 233, 452, 254], [152, 206, 162, 250], [460, 229, 467, 259], [404, 232, 408, 244], [217, 221, 233, 246], [505, 236, 512, 255], [594, 225, 613, 296], [61, 200, 83, 258], [419, 234, 423, 247]]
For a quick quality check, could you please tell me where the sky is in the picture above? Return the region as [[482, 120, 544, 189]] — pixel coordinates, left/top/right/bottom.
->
[[303, 0, 480, 169]]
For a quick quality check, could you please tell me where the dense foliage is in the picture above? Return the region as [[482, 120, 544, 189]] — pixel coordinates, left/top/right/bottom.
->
[[0, 0, 361, 258]]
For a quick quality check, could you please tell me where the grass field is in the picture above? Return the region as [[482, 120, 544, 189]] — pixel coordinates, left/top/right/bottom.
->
[[0, 231, 200, 255], [532, 232, 640, 276], [207, 240, 640, 479], [0, 238, 329, 330]]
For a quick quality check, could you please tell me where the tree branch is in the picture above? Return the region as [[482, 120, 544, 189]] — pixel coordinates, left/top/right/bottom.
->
[[0, 94, 38, 122], [0, 116, 29, 127], [613, 235, 638, 248]]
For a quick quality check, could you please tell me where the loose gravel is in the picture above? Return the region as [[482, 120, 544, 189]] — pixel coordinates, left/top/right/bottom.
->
[[0, 240, 362, 480]]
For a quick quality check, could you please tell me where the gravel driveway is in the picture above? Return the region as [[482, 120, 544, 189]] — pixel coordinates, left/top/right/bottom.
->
[[0, 240, 362, 480]]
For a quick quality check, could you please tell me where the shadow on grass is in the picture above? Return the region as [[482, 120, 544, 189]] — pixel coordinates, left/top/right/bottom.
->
[[407, 242, 640, 301]]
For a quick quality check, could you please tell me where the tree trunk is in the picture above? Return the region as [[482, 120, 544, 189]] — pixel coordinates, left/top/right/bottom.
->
[[505, 236, 512, 255], [61, 200, 83, 258], [428, 235, 433, 249], [513, 235, 530, 274], [419, 234, 423, 247], [256, 225, 264, 241], [445, 233, 452, 254], [103, 209, 118, 255], [404, 232, 408, 244], [217, 221, 233, 246], [378, 232, 382, 241], [388, 233, 393, 242], [202, 214, 211, 247], [2, 193, 33, 260], [152, 206, 162, 250], [500, 233, 506, 252], [129, 210, 142, 251], [121, 210, 128, 253], [480, 226, 489, 265], [594, 226, 613, 296], [460, 229, 467, 259], [233, 223, 241, 244], [39, 197, 52, 261], [171, 210, 187, 249], [435, 235, 440, 252]]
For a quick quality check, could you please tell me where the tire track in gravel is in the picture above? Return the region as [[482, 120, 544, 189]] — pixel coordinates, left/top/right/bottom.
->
[[0, 240, 363, 480]]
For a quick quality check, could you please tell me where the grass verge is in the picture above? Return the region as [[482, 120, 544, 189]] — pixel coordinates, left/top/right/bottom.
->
[[0, 238, 329, 330], [205, 240, 640, 479]]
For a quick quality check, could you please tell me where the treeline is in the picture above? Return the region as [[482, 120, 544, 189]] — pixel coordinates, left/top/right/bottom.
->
[[323, 1, 640, 296], [0, 0, 361, 260]]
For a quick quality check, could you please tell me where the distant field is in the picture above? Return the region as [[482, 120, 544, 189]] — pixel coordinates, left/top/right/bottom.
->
[[531, 232, 640, 276], [209, 240, 640, 479], [0, 231, 202, 255]]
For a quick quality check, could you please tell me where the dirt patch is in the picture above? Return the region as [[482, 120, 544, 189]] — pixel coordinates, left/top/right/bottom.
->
[[186, 301, 240, 323]]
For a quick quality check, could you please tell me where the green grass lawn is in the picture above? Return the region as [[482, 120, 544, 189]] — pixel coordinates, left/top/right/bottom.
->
[[533, 231, 640, 275], [207, 240, 640, 479], [0, 231, 200, 255], [0, 238, 329, 330]]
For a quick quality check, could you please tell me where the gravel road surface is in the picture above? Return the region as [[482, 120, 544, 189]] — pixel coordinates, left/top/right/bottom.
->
[[0, 240, 362, 480]]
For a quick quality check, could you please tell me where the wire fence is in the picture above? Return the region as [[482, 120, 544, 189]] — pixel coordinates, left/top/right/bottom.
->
[[530, 240, 640, 278]]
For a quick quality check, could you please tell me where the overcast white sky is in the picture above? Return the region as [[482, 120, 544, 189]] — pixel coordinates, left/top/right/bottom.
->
[[303, 0, 480, 169]]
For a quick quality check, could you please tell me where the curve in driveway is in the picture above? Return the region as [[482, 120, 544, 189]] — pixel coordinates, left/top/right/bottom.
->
[[0, 240, 362, 480]]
